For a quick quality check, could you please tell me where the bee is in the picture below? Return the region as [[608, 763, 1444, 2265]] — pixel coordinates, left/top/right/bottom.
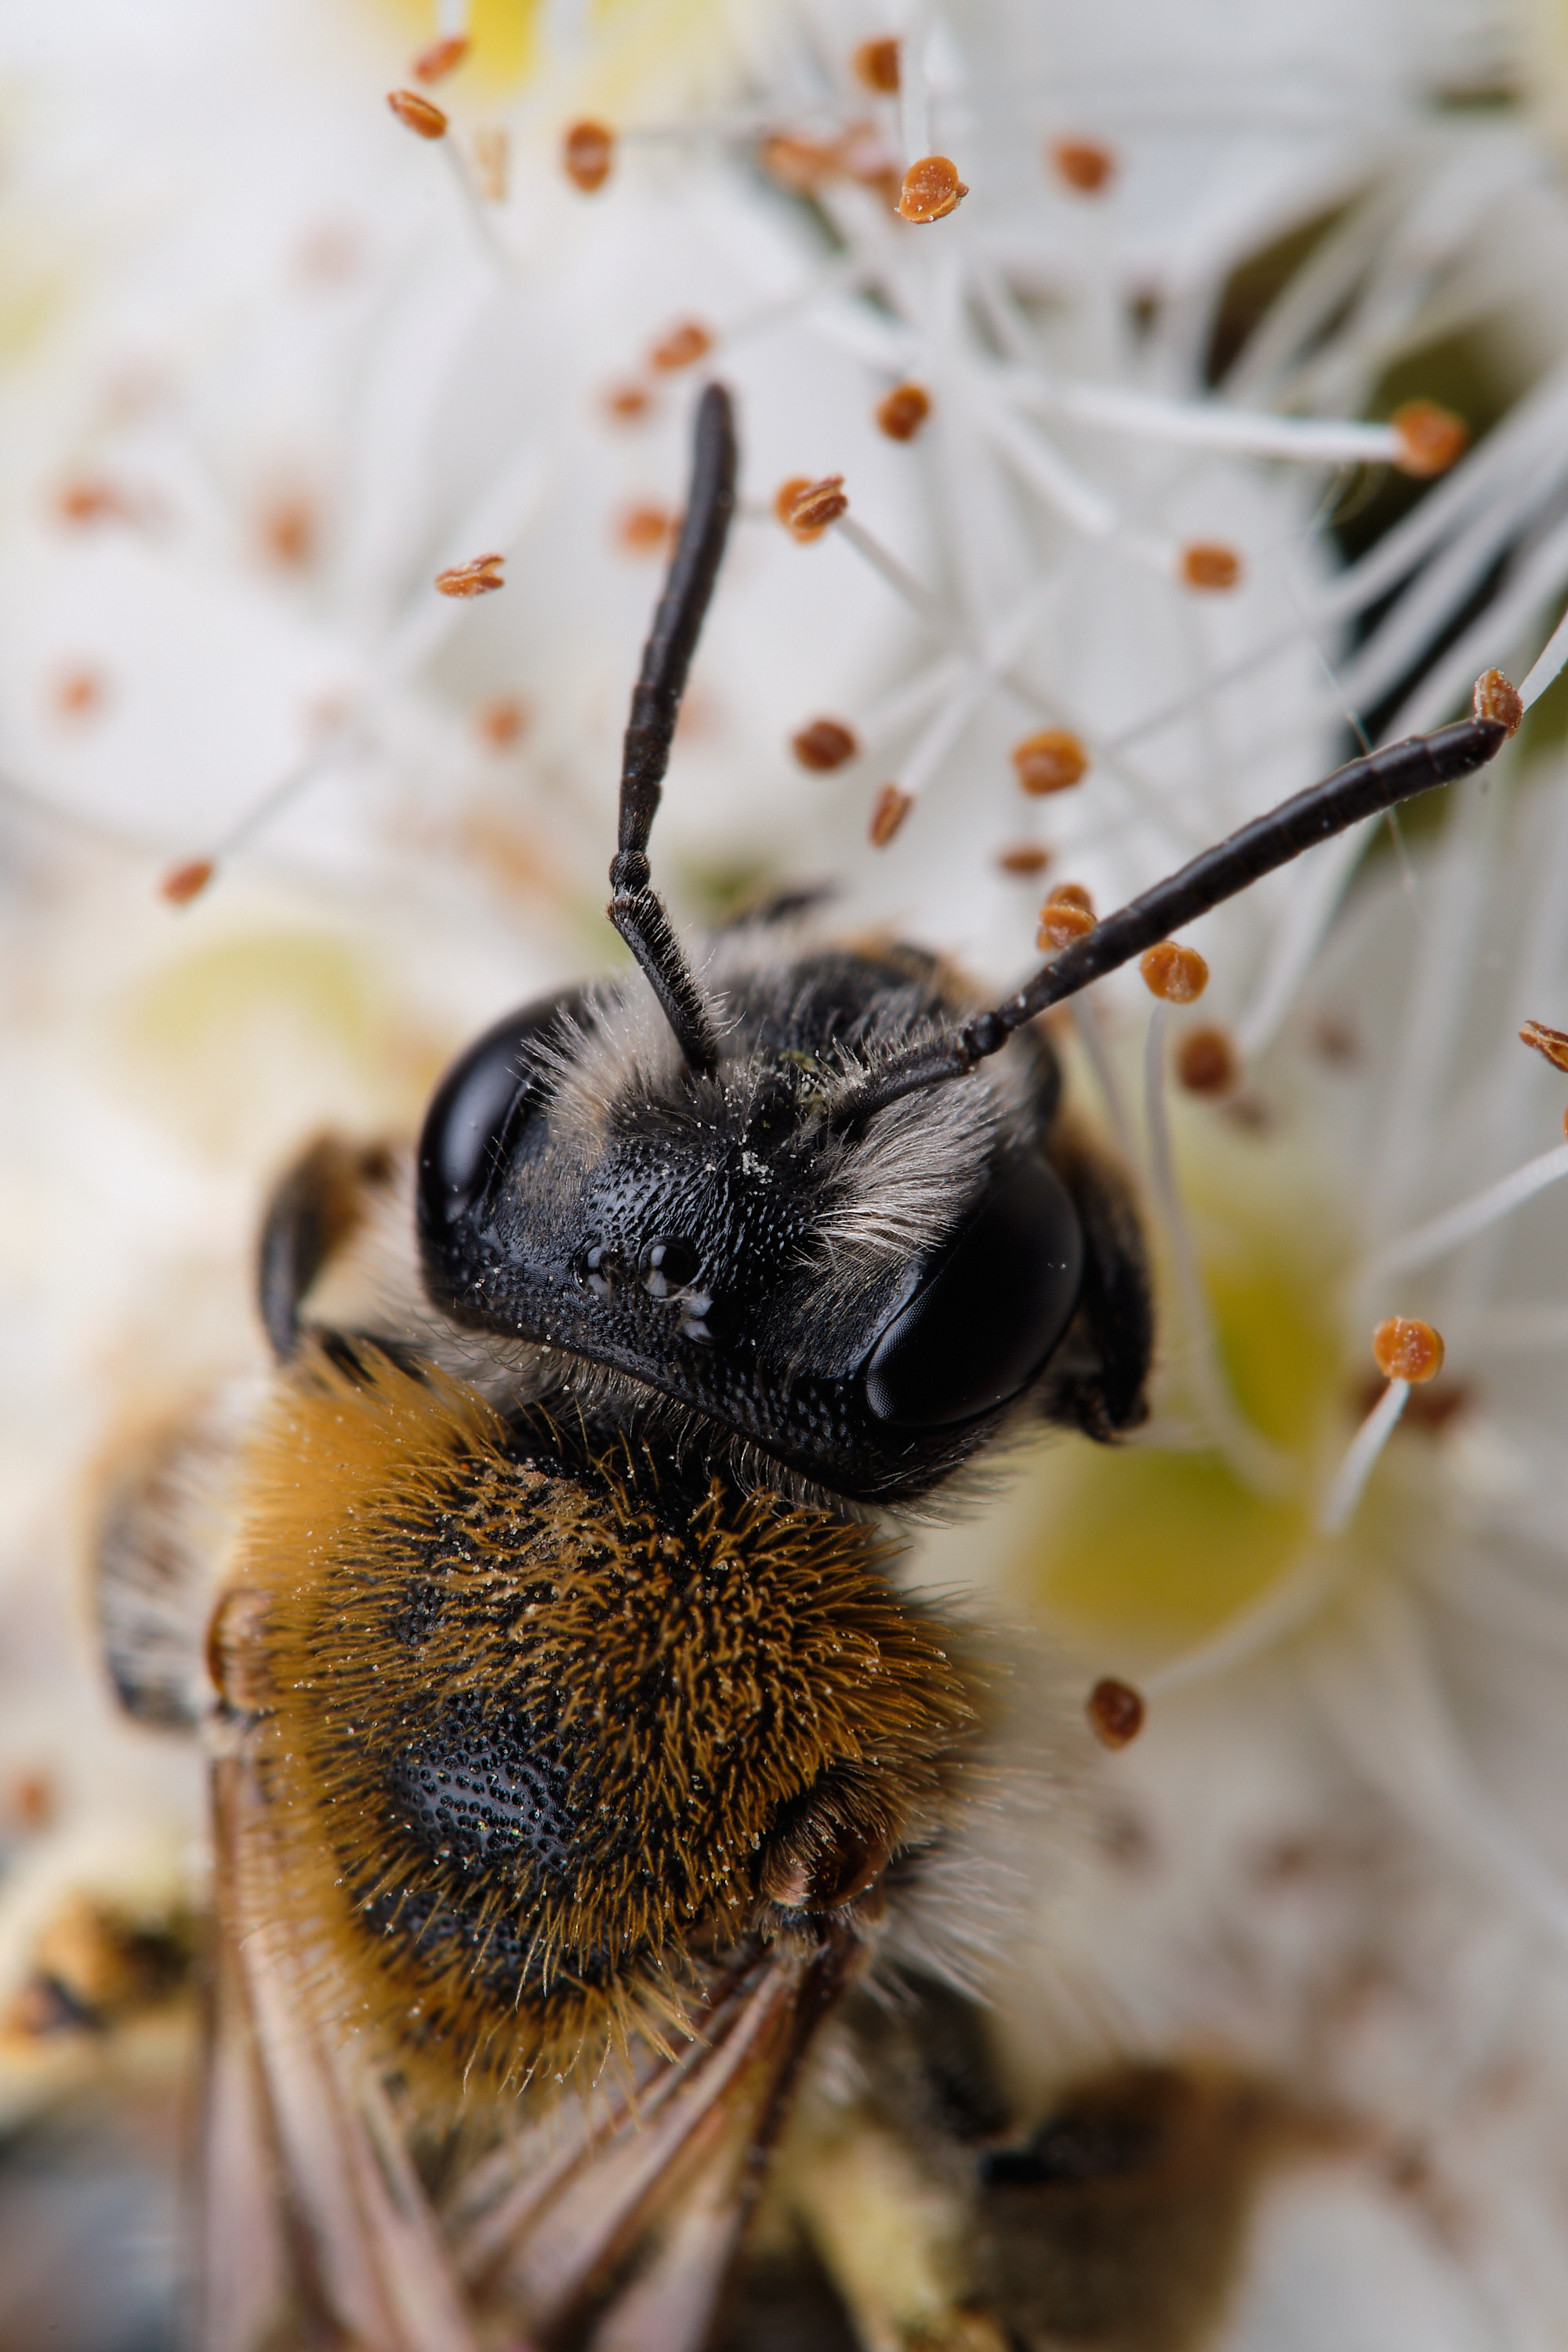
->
[[92, 383, 1510, 2351]]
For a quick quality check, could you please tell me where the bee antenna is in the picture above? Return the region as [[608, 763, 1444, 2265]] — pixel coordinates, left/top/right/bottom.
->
[[608, 380, 737, 1075], [826, 678, 1521, 1129]]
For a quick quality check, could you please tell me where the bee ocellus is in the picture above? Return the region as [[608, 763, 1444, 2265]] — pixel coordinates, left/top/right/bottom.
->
[[94, 384, 1512, 2350]]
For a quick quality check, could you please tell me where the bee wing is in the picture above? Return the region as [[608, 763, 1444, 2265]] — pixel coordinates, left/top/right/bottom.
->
[[448, 1929, 858, 2351], [206, 1741, 860, 2352], [204, 1751, 485, 2352]]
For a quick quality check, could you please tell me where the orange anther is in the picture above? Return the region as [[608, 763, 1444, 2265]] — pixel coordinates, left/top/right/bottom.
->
[[758, 133, 840, 194], [412, 34, 468, 82], [387, 89, 448, 140], [649, 321, 713, 372], [1087, 1676, 1144, 1748], [436, 551, 505, 597], [1141, 941, 1209, 1003], [1474, 669, 1523, 735], [1181, 542, 1243, 591], [1051, 138, 1116, 194], [1176, 1025, 1236, 1094], [996, 844, 1051, 876], [1039, 898, 1095, 949], [853, 36, 901, 92], [776, 474, 848, 539], [161, 858, 215, 906], [54, 666, 106, 719], [1520, 1018, 1568, 1073], [6, 1773, 53, 1833], [792, 718, 858, 771], [898, 154, 967, 223], [1392, 400, 1468, 479], [563, 119, 614, 192], [55, 477, 136, 526], [837, 122, 901, 200], [260, 495, 315, 569], [1373, 1317, 1445, 1384], [1011, 728, 1088, 796], [477, 698, 527, 749], [615, 503, 676, 557], [875, 383, 931, 441], [604, 382, 652, 423], [869, 784, 913, 845]]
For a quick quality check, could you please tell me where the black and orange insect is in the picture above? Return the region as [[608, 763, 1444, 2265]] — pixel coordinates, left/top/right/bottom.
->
[[95, 383, 1512, 2351]]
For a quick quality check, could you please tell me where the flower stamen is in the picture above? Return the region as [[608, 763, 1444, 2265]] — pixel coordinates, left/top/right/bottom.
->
[[1087, 1677, 1145, 1746], [1363, 1144, 1568, 1282]]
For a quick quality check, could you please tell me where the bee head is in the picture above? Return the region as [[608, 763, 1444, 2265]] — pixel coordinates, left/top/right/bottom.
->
[[415, 919, 1120, 1504]]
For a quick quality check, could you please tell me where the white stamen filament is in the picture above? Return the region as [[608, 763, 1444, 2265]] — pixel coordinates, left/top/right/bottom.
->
[[209, 725, 360, 862], [1143, 1544, 1348, 1697], [1363, 1144, 1568, 1284], [711, 254, 875, 354], [615, 110, 792, 145], [897, 0, 932, 165], [1521, 597, 1568, 709], [977, 397, 1180, 576], [833, 514, 953, 635], [1013, 376, 1406, 470], [1142, 1006, 1294, 1497], [1070, 995, 1136, 1163], [1319, 1379, 1409, 1537]]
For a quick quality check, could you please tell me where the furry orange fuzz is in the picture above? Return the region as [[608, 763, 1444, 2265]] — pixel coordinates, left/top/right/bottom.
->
[[226, 1344, 978, 2096]]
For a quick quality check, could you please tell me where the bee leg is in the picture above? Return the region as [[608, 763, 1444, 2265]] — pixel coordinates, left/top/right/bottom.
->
[[94, 1388, 246, 1730], [256, 1133, 396, 1361], [771, 1977, 1015, 2352], [1036, 1131, 1152, 1441], [972, 2063, 1338, 2351]]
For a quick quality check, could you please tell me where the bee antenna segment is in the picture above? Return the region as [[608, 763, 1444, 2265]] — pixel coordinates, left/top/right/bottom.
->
[[826, 682, 1515, 1128], [608, 382, 736, 1075]]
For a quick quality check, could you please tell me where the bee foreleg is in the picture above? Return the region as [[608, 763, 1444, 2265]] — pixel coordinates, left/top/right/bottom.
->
[[256, 1131, 397, 1361]]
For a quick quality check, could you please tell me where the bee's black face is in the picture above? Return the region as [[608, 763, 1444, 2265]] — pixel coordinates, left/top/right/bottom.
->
[[415, 945, 1126, 1504]]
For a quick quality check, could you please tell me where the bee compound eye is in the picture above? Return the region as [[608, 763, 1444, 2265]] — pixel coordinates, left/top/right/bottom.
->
[[862, 1155, 1084, 1428], [417, 991, 584, 1229]]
